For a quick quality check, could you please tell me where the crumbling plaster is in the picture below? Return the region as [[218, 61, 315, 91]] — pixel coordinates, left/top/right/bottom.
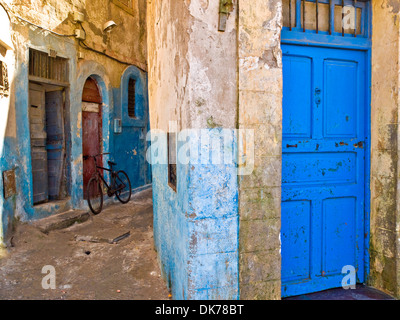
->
[[238, 0, 283, 300], [369, 0, 400, 298]]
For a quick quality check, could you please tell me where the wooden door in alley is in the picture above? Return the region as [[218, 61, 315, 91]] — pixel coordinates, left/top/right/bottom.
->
[[45, 89, 66, 200], [29, 83, 48, 204], [82, 78, 102, 199], [281, 44, 367, 297]]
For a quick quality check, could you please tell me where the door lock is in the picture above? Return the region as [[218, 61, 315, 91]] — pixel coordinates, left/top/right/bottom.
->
[[315, 87, 321, 105]]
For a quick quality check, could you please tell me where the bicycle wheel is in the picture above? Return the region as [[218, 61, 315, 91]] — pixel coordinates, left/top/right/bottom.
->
[[115, 170, 131, 204], [87, 176, 103, 214]]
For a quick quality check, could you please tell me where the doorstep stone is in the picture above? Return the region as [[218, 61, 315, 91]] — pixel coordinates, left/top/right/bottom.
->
[[31, 210, 90, 234]]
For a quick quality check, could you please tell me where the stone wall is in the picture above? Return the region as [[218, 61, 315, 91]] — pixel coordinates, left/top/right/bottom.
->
[[369, 0, 400, 298], [5, 0, 147, 77], [237, 0, 283, 300]]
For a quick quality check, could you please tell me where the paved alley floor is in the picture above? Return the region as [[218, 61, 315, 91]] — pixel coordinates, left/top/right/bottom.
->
[[0, 188, 170, 300]]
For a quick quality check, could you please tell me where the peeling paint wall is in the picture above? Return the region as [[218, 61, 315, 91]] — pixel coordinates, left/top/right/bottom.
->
[[238, 0, 283, 300], [4, 0, 147, 74], [147, 0, 239, 300], [0, 5, 16, 244], [369, 0, 400, 298], [0, 0, 150, 244]]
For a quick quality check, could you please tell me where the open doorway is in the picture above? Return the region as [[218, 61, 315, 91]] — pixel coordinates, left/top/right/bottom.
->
[[28, 48, 70, 205]]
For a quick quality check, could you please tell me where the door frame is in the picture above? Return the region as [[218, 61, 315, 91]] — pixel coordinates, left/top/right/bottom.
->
[[280, 5, 372, 293], [75, 62, 113, 207]]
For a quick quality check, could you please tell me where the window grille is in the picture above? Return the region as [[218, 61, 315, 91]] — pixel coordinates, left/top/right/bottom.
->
[[0, 61, 9, 97], [283, 0, 369, 37], [168, 132, 177, 191], [128, 78, 136, 118]]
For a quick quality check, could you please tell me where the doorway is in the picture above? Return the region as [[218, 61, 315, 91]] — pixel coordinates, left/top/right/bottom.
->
[[280, 0, 371, 297], [82, 77, 102, 199], [29, 83, 68, 204]]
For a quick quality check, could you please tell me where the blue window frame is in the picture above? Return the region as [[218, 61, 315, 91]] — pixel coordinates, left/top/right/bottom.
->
[[120, 66, 147, 127]]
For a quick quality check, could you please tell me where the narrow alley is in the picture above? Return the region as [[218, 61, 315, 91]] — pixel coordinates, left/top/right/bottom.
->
[[3, 0, 400, 302], [0, 189, 169, 300]]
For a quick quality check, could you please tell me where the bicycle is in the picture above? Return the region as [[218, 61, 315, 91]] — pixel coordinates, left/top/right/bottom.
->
[[84, 153, 132, 215]]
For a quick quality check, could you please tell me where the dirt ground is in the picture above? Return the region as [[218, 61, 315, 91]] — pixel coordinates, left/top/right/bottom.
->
[[0, 188, 170, 300]]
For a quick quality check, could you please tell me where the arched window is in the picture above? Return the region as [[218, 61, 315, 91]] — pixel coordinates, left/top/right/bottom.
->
[[120, 66, 147, 127]]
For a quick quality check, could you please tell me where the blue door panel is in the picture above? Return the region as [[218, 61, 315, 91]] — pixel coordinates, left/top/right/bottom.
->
[[282, 55, 312, 138], [282, 152, 357, 185], [323, 197, 357, 276], [281, 200, 311, 283], [324, 60, 358, 137], [282, 44, 366, 298]]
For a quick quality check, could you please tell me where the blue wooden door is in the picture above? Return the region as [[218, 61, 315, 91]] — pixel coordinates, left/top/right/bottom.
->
[[45, 90, 65, 200], [29, 83, 48, 204], [281, 44, 367, 297]]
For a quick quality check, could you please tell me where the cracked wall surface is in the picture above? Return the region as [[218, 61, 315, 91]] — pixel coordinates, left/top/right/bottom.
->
[[369, 0, 400, 298]]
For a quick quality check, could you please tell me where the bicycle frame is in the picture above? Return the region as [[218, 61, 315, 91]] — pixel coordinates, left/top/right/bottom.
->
[[90, 154, 125, 196], [85, 153, 132, 215]]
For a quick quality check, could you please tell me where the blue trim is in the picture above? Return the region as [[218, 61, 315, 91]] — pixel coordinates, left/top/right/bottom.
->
[[282, 30, 371, 50], [120, 66, 148, 128], [363, 47, 371, 285]]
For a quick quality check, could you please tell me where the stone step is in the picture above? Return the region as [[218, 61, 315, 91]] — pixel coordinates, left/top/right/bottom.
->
[[31, 209, 90, 234]]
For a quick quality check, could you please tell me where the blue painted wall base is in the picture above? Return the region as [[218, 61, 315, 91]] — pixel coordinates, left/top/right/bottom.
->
[[152, 129, 239, 300]]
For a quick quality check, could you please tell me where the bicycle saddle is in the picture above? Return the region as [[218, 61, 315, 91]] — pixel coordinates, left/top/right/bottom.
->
[[108, 161, 117, 166]]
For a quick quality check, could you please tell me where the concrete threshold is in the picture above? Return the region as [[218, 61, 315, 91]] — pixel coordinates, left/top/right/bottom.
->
[[31, 209, 90, 234]]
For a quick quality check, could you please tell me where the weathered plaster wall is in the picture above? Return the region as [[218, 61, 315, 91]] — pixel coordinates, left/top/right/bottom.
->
[[238, 0, 283, 300], [0, 0, 150, 244], [4, 0, 147, 73], [0, 5, 16, 243], [369, 0, 400, 298], [147, 0, 191, 300], [147, 0, 239, 299]]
